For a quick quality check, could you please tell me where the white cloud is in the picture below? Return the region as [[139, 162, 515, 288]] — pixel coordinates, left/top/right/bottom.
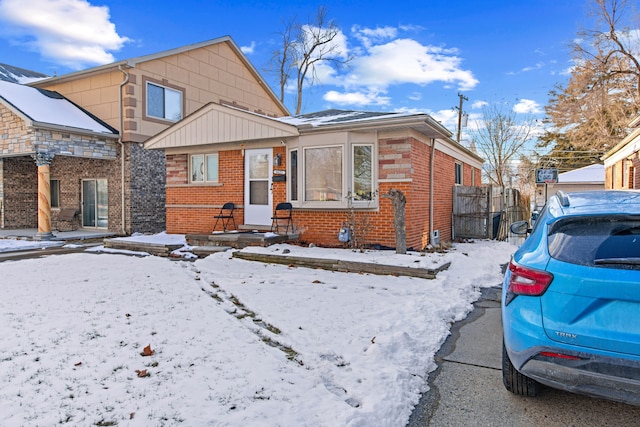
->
[[339, 38, 478, 92], [0, 0, 129, 69], [471, 100, 488, 109], [241, 41, 256, 54], [521, 62, 544, 72], [513, 99, 542, 114], [323, 90, 391, 106], [351, 25, 397, 48], [430, 108, 458, 129]]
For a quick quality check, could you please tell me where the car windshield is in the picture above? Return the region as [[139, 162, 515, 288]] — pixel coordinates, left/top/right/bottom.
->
[[547, 215, 640, 270]]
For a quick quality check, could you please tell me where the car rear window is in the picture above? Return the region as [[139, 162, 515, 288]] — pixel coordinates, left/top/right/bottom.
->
[[547, 216, 640, 269]]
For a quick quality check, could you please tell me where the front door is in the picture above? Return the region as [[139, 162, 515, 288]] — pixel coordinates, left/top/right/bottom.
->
[[244, 149, 272, 226], [82, 179, 108, 228]]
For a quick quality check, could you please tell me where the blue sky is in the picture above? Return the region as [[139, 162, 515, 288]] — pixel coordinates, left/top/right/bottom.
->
[[0, 0, 590, 137]]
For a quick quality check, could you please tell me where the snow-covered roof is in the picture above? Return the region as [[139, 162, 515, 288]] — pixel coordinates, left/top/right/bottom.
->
[[0, 63, 48, 84], [0, 80, 118, 136], [558, 163, 604, 183], [276, 109, 438, 128]]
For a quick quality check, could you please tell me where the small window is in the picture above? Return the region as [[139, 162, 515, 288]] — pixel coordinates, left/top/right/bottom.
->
[[190, 154, 218, 183], [50, 179, 60, 208], [455, 162, 463, 185], [352, 144, 373, 202], [146, 81, 182, 121], [290, 149, 298, 201], [471, 167, 476, 186]]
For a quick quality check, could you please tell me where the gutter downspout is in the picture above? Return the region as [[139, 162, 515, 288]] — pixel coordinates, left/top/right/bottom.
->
[[429, 138, 436, 246], [118, 65, 129, 235]]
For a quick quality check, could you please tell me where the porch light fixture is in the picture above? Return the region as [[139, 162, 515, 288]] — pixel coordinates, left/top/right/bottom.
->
[[274, 153, 282, 167]]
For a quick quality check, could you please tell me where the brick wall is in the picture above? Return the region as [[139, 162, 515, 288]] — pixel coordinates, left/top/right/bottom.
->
[[2, 157, 37, 228], [50, 155, 122, 232], [164, 136, 474, 249], [127, 143, 166, 233], [166, 149, 245, 233]]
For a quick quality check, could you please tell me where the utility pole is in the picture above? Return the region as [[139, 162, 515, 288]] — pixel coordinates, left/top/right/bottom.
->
[[455, 93, 468, 143]]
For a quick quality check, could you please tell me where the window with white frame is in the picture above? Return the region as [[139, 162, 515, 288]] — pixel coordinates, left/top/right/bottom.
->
[[289, 149, 298, 201], [305, 146, 343, 202], [146, 81, 183, 122], [289, 142, 376, 208], [352, 145, 373, 202], [471, 167, 476, 186], [190, 154, 219, 183], [455, 162, 463, 185]]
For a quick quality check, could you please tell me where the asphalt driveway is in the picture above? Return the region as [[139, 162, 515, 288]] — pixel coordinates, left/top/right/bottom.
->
[[408, 286, 640, 427]]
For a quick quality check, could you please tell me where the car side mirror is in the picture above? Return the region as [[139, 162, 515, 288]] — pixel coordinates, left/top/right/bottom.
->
[[510, 220, 531, 235]]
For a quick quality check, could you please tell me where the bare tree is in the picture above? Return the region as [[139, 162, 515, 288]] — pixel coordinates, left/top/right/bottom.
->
[[270, 16, 297, 104], [575, 0, 640, 99], [540, 0, 640, 160], [269, 6, 351, 114], [472, 103, 538, 190]]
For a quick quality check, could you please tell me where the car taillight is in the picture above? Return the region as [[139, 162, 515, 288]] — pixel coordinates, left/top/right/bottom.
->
[[507, 261, 553, 296], [539, 351, 582, 361]]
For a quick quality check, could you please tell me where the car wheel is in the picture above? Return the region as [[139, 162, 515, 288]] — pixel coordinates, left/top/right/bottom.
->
[[502, 341, 540, 397]]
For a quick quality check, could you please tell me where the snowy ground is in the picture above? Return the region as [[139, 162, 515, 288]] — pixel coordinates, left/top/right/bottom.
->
[[0, 234, 515, 426]]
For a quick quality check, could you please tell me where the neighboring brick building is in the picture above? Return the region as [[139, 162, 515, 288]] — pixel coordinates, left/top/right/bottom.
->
[[0, 81, 120, 237], [0, 36, 288, 236], [602, 115, 640, 190], [146, 107, 483, 250]]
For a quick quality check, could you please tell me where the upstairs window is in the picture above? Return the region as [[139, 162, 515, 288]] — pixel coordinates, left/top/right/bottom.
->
[[146, 81, 183, 122]]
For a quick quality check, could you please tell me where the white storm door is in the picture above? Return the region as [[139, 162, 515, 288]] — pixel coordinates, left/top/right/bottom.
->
[[244, 149, 272, 225]]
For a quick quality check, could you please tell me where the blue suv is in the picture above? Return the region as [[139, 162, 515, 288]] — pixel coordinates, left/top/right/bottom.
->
[[502, 190, 640, 405]]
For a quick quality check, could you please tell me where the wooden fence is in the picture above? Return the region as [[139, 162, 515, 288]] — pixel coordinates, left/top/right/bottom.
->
[[453, 185, 526, 240]]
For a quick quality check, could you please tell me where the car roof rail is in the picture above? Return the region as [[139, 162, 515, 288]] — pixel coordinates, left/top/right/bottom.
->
[[556, 190, 570, 207]]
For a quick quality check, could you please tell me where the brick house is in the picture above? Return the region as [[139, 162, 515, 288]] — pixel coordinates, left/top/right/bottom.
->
[[145, 107, 483, 249], [0, 80, 120, 237], [602, 114, 640, 189], [0, 36, 288, 236]]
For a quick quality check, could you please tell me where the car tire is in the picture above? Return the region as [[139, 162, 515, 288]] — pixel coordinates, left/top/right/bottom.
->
[[502, 341, 541, 397]]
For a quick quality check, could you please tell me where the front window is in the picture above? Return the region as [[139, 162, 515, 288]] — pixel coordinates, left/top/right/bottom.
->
[[304, 146, 343, 202], [146, 81, 183, 122], [190, 154, 219, 183], [353, 145, 373, 202], [290, 150, 298, 201], [289, 141, 377, 208]]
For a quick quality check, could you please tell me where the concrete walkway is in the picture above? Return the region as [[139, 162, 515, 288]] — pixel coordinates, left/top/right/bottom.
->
[[407, 286, 640, 426]]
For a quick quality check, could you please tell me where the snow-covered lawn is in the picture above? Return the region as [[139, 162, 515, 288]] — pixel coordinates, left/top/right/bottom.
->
[[0, 237, 514, 426]]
